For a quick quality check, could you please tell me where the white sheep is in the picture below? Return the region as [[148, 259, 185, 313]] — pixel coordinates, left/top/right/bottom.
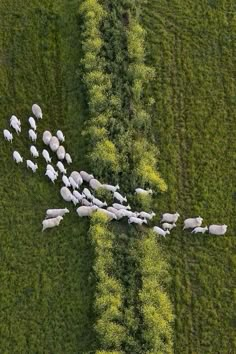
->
[[76, 206, 98, 217], [65, 153, 72, 164], [60, 187, 78, 205], [89, 178, 103, 190], [56, 130, 65, 142], [107, 207, 125, 220], [70, 171, 83, 187], [208, 224, 227, 236], [45, 169, 57, 183], [28, 117, 37, 130], [92, 197, 107, 208], [183, 216, 203, 230], [102, 184, 120, 192], [73, 190, 85, 202], [10, 115, 21, 127], [13, 151, 23, 163], [135, 188, 153, 195], [119, 209, 138, 218], [49, 136, 59, 152], [42, 216, 63, 232], [113, 191, 127, 204], [153, 226, 170, 237], [30, 145, 39, 158], [191, 226, 208, 234], [57, 161, 67, 174], [42, 131, 52, 145], [69, 176, 78, 190], [56, 146, 66, 160], [81, 199, 92, 206], [62, 175, 71, 188], [138, 211, 156, 220], [112, 203, 131, 210], [42, 149, 52, 163], [32, 103, 43, 119], [3, 129, 13, 142], [128, 217, 147, 225], [82, 188, 93, 200], [162, 222, 176, 231], [26, 160, 38, 173], [10, 120, 21, 134], [161, 212, 180, 223], [96, 208, 117, 220], [29, 129, 37, 142], [46, 164, 58, 177], [80, 171, 94, 182], [45, 208, 69, 218]]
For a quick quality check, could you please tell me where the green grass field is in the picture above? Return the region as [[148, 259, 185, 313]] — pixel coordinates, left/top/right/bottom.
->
[[0, 1, 96, 352], [1, 0, 236, 353], [142, 1, 236, 352]]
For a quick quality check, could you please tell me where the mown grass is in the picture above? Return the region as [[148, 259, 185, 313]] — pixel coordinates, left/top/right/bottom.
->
[[142, 1, 236, 352], [0, 1, 96, 352]]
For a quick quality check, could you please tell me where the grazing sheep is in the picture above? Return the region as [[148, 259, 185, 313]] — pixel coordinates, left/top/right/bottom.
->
[[62, 175, 71, 188], [69, 176, 78, 190], [45, 169, 57, 183], [10, 115, 21, 127], [119, 209, 138, 218], [96, 208, 117, 220], [3, 129, 13, 142], [183, 216, 203, 230], [46, 208, 69, 218], [46, 164, 58, 177], [56, 130, 65, 142], [60, 186, 78, 205], [56, 146, 65, 160], [80, 171, 94, 182], [81, 198, 92, 206], [70, 171, 83, 187], [153, 226, 170, 237], [65, 153, 72, 164], [82, 188, 93, 200], [28, 117, 37, 130], [42, 149, 52, 163], [112, 203, 131, 210], [135, 188, 153, 195], [42, 216, 63, 232], [102, 184, 120, 192], [76, 205, 98, 217], [30, 145, 39, 158], [89, 178, 103, 190], [26, 160, 38, 173], [13, 151, 23, 163], [32, 103, 42, 119], [113, 191, 127, 204], [128, 217, 147, 225], [10, 120, 21, 134], [56, 161, 67, 174], [73, 190, 85, 202], [138, 211, 156, 220], [49, 136, 60, 152], [107, 207, 125, 220], [191, 226, 208, 234], [29, 129, 37, 142], [42, 131, 52, 145], [161, 212, 180, 223], [162, 222, 176, 231], [209, 224, 227, 236], [92, 197, 107, 208]]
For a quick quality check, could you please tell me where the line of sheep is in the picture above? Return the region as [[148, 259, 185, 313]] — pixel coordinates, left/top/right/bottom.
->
[[3, 104, 228, 236]]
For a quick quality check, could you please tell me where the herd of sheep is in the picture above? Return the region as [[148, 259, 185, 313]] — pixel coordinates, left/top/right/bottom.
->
[[3, 104, 228, 236]]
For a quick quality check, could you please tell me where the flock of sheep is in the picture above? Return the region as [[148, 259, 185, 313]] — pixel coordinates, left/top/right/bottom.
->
[[3, 104, 228, 236]]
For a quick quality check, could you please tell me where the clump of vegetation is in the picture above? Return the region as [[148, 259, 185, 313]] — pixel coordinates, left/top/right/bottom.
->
[[89, 212, 127, 351]]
